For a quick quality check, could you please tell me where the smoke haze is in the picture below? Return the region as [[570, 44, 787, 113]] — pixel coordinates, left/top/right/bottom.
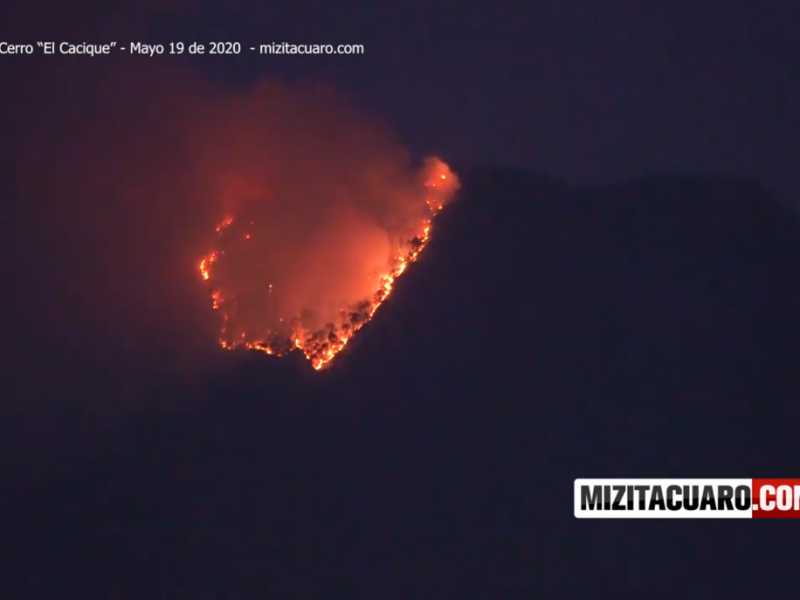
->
[[0, 58, 458, 456], [198, 82, 459, 358]]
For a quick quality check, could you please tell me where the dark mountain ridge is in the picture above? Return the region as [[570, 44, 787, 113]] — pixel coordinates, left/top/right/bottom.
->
[[3, 166, 799, 597]]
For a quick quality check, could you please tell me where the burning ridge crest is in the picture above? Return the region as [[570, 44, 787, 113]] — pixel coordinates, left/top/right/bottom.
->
[[198, 157, 459, 370]]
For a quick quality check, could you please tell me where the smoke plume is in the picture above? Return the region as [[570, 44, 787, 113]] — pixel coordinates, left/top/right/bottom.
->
[[0, 58, 458, 453], [196, 82, 459, 368]]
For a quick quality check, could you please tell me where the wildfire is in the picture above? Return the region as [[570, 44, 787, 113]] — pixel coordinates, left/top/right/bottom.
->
[[197, 159, 457, 370]]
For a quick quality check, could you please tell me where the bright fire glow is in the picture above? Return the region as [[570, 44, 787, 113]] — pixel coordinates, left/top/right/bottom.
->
[[198, 158, 458, 370]]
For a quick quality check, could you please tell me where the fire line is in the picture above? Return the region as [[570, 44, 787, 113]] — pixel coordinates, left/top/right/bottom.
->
[[198, 164, 454, 370]]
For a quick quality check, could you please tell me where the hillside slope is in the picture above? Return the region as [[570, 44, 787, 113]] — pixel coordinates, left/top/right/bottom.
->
[[3, 167, 799, 597]]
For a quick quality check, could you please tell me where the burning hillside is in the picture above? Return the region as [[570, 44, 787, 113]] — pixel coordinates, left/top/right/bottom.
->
[[199, 157, 459, 370], [2, 55, 468, 451]]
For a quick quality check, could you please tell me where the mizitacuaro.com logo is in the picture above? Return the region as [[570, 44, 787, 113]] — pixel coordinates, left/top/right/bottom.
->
[[574, 479, 800, 518]]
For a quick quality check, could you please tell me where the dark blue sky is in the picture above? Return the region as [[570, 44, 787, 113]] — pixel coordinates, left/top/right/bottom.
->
[[4, 0, 799, 204]]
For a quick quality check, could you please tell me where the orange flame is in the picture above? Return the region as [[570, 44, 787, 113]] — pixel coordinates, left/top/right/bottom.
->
[[198, 159, 456, 370]]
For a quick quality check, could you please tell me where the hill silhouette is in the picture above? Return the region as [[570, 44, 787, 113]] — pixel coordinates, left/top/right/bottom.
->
[[2, 166, 799, 597]]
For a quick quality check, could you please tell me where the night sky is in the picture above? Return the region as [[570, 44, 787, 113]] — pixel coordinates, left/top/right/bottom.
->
[[1, 1, 800, 597], [3, 1, 799, 205]]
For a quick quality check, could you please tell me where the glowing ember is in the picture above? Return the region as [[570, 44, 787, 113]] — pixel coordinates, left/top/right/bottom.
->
[[198, 157, 459, 370]]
